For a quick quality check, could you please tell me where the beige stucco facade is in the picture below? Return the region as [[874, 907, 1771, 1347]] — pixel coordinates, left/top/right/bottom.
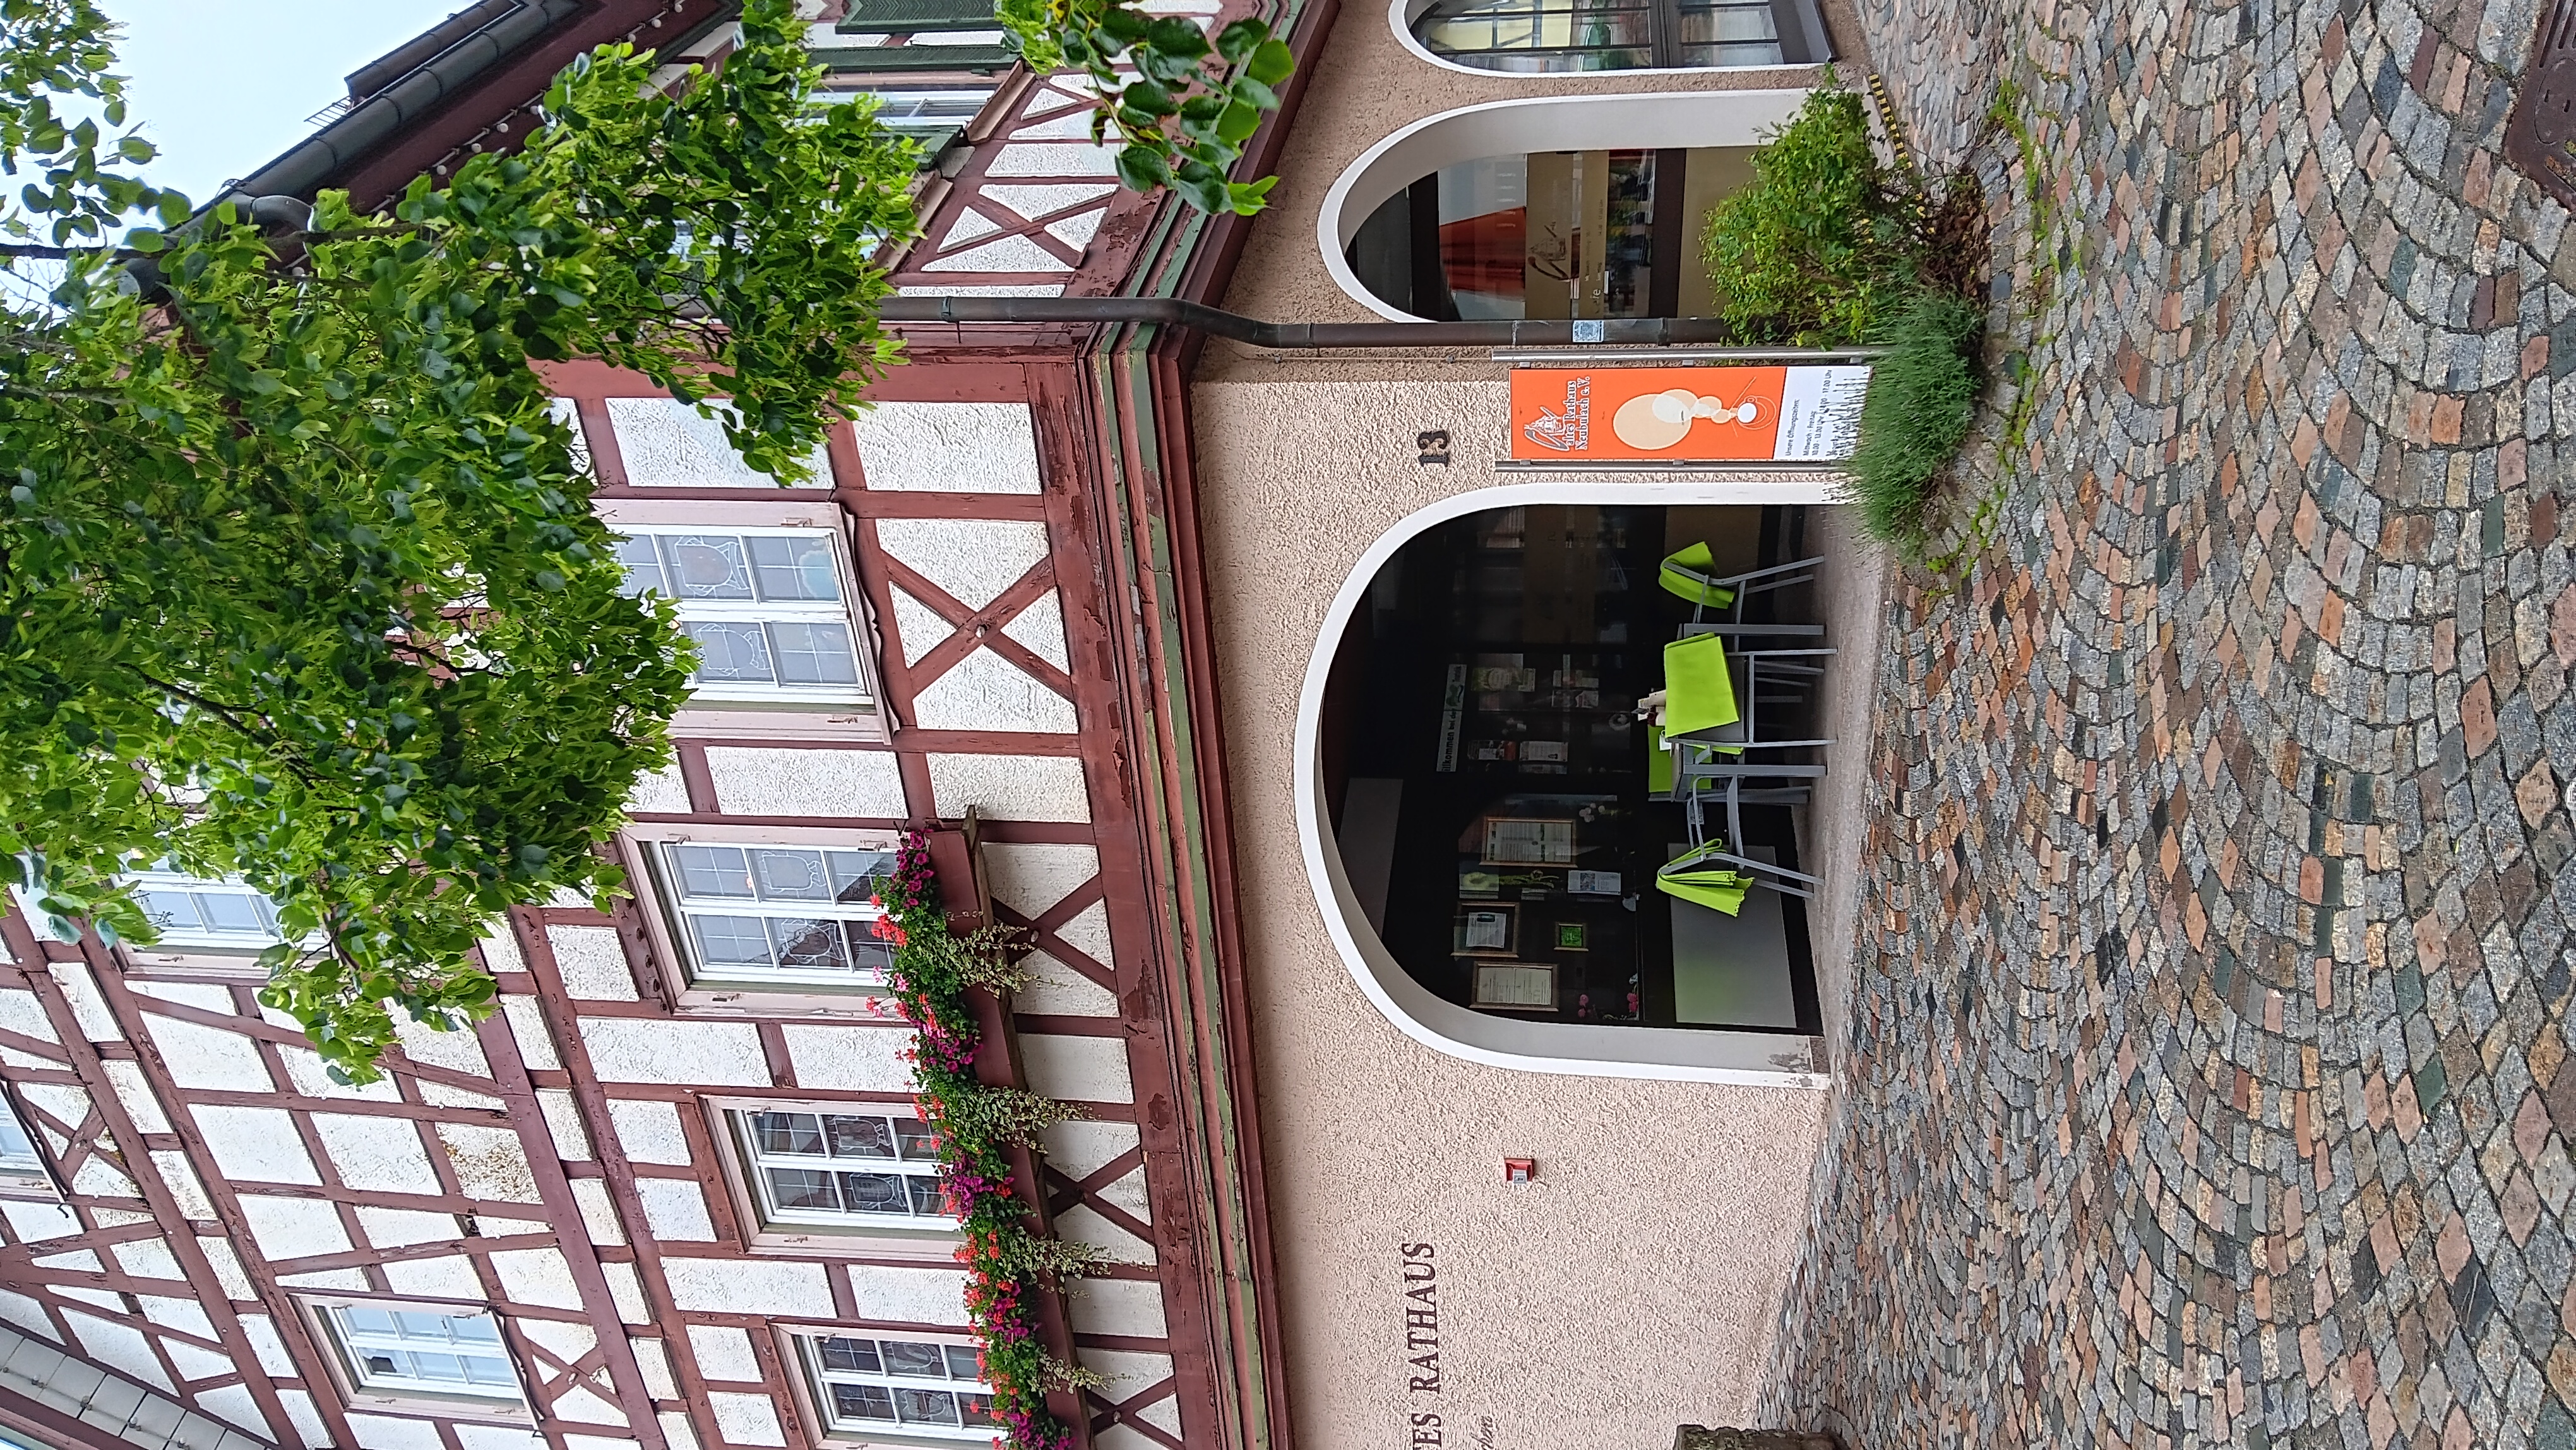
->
[[1175, 18, 1854, 1447], [1182, 6, 1885, 1446]]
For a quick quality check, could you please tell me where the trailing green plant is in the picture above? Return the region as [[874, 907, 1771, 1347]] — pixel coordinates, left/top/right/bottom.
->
[[871, 834, 1104, 1450], [1846, 291, 1985, 555], [996, 0, 1294, 215], [1699, 85, 1912, 345]]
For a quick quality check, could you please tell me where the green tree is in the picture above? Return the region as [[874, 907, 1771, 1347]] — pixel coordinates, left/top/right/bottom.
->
[[0, 0, 1285, 1082]]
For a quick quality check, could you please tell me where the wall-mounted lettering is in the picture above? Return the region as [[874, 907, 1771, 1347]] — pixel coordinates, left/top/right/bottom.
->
[[1400, 1242, 1441, 1397]]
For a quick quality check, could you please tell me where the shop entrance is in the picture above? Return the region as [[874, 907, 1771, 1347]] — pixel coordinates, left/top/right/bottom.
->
[[1341, 146, 1755, 321], [1318, 503, 1825, 1035]]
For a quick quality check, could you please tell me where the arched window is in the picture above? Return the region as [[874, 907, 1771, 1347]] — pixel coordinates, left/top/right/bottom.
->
[[1407, 0, 1832, 73], [1296, 482, 1840, 1085]]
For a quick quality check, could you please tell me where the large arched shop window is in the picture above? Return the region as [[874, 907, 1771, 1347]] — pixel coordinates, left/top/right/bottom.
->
[[1405, 0, 1833, 73], [1297, 482, 1834, 1086], [1323, 90, 1813, 324]]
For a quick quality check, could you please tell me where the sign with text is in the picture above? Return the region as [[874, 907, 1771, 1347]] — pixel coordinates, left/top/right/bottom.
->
[[1508, 364, 1871, 463]]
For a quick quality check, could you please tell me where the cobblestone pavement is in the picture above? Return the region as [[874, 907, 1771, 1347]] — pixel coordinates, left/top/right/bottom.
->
[[1757, 0, 2576, 1446]]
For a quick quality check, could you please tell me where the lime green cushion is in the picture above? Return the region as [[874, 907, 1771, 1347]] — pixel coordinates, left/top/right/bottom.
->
[[1657, 866, 1749, 916], [1647, 724, 1671, 794], [1658, 840, 1751, 916], [1661, 632, 1739, 736], [1657, 541, 1737, 608]]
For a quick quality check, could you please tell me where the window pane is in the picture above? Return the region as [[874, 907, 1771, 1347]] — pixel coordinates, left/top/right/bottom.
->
[[614, 535, 664, 596], [956, 1391, 996, 1423], [197, 892, 268, 935], [748, 849, 832, 901], [907, 1176, 948, 1216], [765, 1167, 842, 1211], [849, 930, 895, 975], [832, 1383, 897, 1421], [393, 1311, 456, 1339], [0, 1106, 35, 1161], [448, 1316, 503, 1345], [894, 1387, 963, 1425], [880, 1341, 947, 1378], [752, 1111, 826, 1156], [825, 851, 891, 899], [683, 621, 777, 684], [462, 1355, 517, 1387], [672, 844, 754, 899], [838, 1171, 911, 1213], [823, 1115, 896, 1159], [747, 535, 843, 602], [765, 621, 859, 686], [136, 890, 206, 933], [658, 536, 754, 599], [943, 1346, 981, 1380], [893, 1119, 938, 1161], [819, 1338, 882, 1374], [404, 1351, 469, 1383], [340, 1306, 398, 1337], [687, 914, 776, 969], [769, 918, 851, 972]]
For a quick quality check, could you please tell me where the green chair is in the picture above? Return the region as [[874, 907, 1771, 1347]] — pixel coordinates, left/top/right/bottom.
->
[[1656, 840, 1753, 915], [1657, 545, 1827, 638]]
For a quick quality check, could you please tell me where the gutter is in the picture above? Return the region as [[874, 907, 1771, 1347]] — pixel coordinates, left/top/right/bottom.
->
[[224, 0, 593, 205], [876, 296, 1792, 351]]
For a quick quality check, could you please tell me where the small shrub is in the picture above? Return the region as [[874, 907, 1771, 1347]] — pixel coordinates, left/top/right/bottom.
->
[[1700, 87, 1911, 345], [1847, 291, 1986, 551]]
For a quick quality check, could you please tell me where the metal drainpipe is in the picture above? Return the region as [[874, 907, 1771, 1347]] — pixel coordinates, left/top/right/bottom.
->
[[873, 295, 1880, 355]]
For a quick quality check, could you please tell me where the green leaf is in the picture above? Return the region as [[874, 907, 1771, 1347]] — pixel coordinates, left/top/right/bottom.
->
[[1215, 100, 1260, 145], [1114, 143, 1171, 192], [1246, 37, 1294, 87], [1213, 18, 1268, 63]]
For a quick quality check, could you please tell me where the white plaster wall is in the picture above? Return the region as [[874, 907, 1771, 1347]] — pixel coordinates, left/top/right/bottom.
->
[[601, 399, 831, 488], [660, 1257, 832, 1317], [925, 753, 1092, 822], [908, 643, 1078, 733], [850, 403, 1042, 493], [1194, 157, 1838, 1441], [576, 1019, 768, 1086], [872, 518, 1050, 611], [845, 1265, 970, 1327], [701, 746, 906, 819], [1017, 1034, 1133, 1105], [778, 1025, 911, 1091]]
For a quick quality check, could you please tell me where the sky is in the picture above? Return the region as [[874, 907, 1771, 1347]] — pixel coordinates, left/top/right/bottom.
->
[[97, 1, 468, 204]]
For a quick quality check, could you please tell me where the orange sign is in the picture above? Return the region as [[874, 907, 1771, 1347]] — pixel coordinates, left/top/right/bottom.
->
[[1507, 364, 1870, 463]]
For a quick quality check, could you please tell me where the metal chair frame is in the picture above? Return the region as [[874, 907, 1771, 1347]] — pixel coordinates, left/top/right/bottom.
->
[[1666, 554, 1828, 638]]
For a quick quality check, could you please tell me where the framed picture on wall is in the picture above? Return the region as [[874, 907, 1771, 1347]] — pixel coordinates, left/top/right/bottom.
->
[[1483, 818, 1576, 865], [1452, 902, 1519, 957], [1471, 962, 1556, 1011]]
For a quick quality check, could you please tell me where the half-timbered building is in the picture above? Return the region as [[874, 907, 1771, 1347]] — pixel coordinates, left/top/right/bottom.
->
[[0, 1, 1877, 1448]]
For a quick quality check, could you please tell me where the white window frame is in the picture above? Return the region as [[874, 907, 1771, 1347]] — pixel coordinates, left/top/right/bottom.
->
[[647, 838, 897, 988], [616, 523, 871, 706], [126, 868, 286, 952], [0, 1091, 59, 1200], [595, 497, 887, 742], [727, 1104, 956, 1232], [620, 824, 908, 1015], [303, 1296, 529, 1421], [790, 1330, 998, 1443]]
